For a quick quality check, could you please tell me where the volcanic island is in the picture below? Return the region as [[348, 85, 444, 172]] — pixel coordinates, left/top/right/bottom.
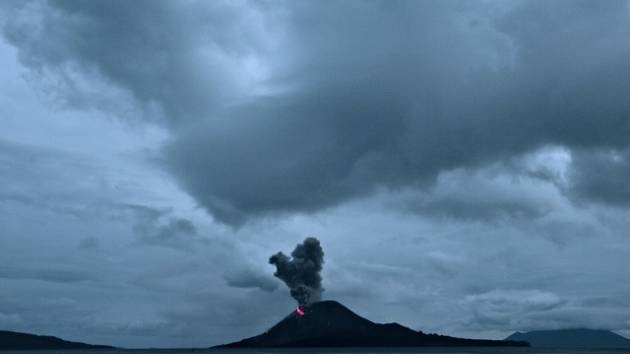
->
[[214, 300, 528, 348], [216, 238, 528, 348]]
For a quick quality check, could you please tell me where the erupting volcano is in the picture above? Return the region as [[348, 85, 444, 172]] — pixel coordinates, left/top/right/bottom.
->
[[214, 300, 528, 348], [214, 238, 529, 348]]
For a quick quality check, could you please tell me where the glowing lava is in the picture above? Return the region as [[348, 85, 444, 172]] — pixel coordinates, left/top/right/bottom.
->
[[295, 306, 305, 316]]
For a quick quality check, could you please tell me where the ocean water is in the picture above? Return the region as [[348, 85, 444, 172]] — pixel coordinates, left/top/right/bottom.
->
[[2, 349, 630, 354]]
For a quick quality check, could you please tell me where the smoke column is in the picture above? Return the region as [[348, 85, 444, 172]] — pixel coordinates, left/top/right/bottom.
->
[[269, 237, 324, 306]]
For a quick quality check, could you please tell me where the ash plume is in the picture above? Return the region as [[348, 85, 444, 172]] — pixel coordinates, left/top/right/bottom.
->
[[269, 237, 324, 306]]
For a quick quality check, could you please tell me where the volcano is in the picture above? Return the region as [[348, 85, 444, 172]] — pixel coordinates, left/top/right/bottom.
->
[[215, 301, 528, 348]]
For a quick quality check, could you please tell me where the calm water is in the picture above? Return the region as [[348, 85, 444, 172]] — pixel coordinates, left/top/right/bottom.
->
[[2, 349, 630, 354]]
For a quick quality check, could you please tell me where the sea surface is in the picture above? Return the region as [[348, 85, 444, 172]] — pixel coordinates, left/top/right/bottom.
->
[[2, 349, 630, 354]]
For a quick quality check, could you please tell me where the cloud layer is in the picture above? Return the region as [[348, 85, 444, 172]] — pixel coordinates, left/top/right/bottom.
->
[[4, 1, 630, 225]]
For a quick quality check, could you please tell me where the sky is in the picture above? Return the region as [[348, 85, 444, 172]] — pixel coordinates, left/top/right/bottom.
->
[[1, 0, 630, 349]]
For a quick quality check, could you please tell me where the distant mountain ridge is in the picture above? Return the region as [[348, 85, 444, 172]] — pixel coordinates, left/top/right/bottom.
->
[[0, 330, 114, 350], [216, 300, 528, 348], [506, 328, 630, 348]]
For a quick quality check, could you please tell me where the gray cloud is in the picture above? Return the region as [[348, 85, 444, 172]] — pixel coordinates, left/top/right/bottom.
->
[[222, 269, 278, 293], [465, 289, 567, 315], [0, 0, 265, 125], [125, 204, 198, 250], [0, 266, 94, 283], [3, 1, 630, 225], [165, 0, 630, 225], [78, 236, 99, 250], [400, 165, 558, 222], [567, 147, 630, 206]]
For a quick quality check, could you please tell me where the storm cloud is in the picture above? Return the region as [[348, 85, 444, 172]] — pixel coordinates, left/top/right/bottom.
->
[[6, 0, 629, 225], [168, 0, 630, 225]]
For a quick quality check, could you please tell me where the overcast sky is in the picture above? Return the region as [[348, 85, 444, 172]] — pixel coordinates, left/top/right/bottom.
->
[[1, 0, 630, 349]]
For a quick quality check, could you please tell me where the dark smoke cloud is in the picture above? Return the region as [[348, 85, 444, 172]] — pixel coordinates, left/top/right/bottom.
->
[[269, 237, 324, 306]]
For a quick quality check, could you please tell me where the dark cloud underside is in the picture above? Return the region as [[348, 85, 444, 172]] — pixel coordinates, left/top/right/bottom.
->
[[3, 1, 630, 225]]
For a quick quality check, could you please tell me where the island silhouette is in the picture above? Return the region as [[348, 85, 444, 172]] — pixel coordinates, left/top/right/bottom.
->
[[0, 330, 114, 350], [506, 328, 630, 348]]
